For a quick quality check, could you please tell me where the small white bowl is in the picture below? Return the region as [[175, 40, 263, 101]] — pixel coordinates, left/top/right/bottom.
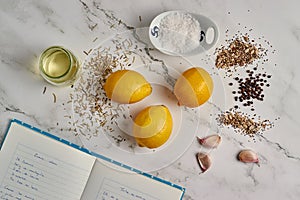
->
[[149, 10, 219, 56]]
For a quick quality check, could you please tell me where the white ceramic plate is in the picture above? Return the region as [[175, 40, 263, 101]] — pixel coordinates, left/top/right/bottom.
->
[[149, 10, 219, 56], [72, 29, 224, 172]]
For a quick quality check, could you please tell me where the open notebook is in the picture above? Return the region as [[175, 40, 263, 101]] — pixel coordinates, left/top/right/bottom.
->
[[0, 119, 185, 200]]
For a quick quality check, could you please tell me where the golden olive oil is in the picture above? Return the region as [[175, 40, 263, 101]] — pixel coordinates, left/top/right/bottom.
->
[[42, 50, 70, 77], [39, 46, 79, 86]]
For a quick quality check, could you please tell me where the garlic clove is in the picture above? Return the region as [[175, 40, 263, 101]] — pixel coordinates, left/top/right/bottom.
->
[[238, 149, 259, 164], [197, 152, 212, 172], [197, 135, 221, 148]]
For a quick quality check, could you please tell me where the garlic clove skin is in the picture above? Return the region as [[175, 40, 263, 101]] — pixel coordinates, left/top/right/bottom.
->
[[238, 149, 259, 164], [198, 135, 221, 148], [197, 152, 212, 172]]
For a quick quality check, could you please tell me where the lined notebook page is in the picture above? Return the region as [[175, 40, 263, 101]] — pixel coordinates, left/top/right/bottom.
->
[[81, 160, 184, 200], [0, 122, 95, 200]]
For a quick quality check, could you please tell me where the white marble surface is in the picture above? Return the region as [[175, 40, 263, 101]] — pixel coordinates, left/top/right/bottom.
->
[[1, 0, 300, 199]]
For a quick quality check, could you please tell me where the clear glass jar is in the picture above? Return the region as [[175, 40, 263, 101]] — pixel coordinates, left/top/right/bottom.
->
[[39, 46, 80, 86]]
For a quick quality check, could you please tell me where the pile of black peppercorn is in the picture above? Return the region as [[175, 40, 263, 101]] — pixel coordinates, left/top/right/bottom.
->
[[229, 67, 272, 111]]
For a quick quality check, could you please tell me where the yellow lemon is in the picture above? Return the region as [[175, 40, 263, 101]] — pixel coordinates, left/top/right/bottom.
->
[[104, 70, 152, 104], [133, 105, 173, 149], [174, 67, 213, 108]]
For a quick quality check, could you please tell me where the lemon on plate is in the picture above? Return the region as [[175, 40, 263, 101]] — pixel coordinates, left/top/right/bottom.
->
[[133, 105, 173, 149], [103, 70, 152, 104], [174, 67, 213, 108]]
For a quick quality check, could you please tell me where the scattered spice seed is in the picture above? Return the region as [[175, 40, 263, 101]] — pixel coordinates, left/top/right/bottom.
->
[[83, 49, 93, 56], [93, 37, 98, 42], [217, 109, 274, 137], [52, 93, 57, 103], [42, 86, 47, 94], [90, 23, 98, 31], [139, 15, 142, 22]]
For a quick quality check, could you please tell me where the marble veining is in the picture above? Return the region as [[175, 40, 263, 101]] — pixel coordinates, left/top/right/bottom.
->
[[1, 0, 300, 199]]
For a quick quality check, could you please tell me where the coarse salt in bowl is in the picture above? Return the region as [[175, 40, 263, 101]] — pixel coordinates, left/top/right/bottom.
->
[[149, 10, 219, 56]]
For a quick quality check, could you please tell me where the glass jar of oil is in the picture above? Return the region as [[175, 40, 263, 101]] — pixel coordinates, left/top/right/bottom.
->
[[39, 46, 80, 86]]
